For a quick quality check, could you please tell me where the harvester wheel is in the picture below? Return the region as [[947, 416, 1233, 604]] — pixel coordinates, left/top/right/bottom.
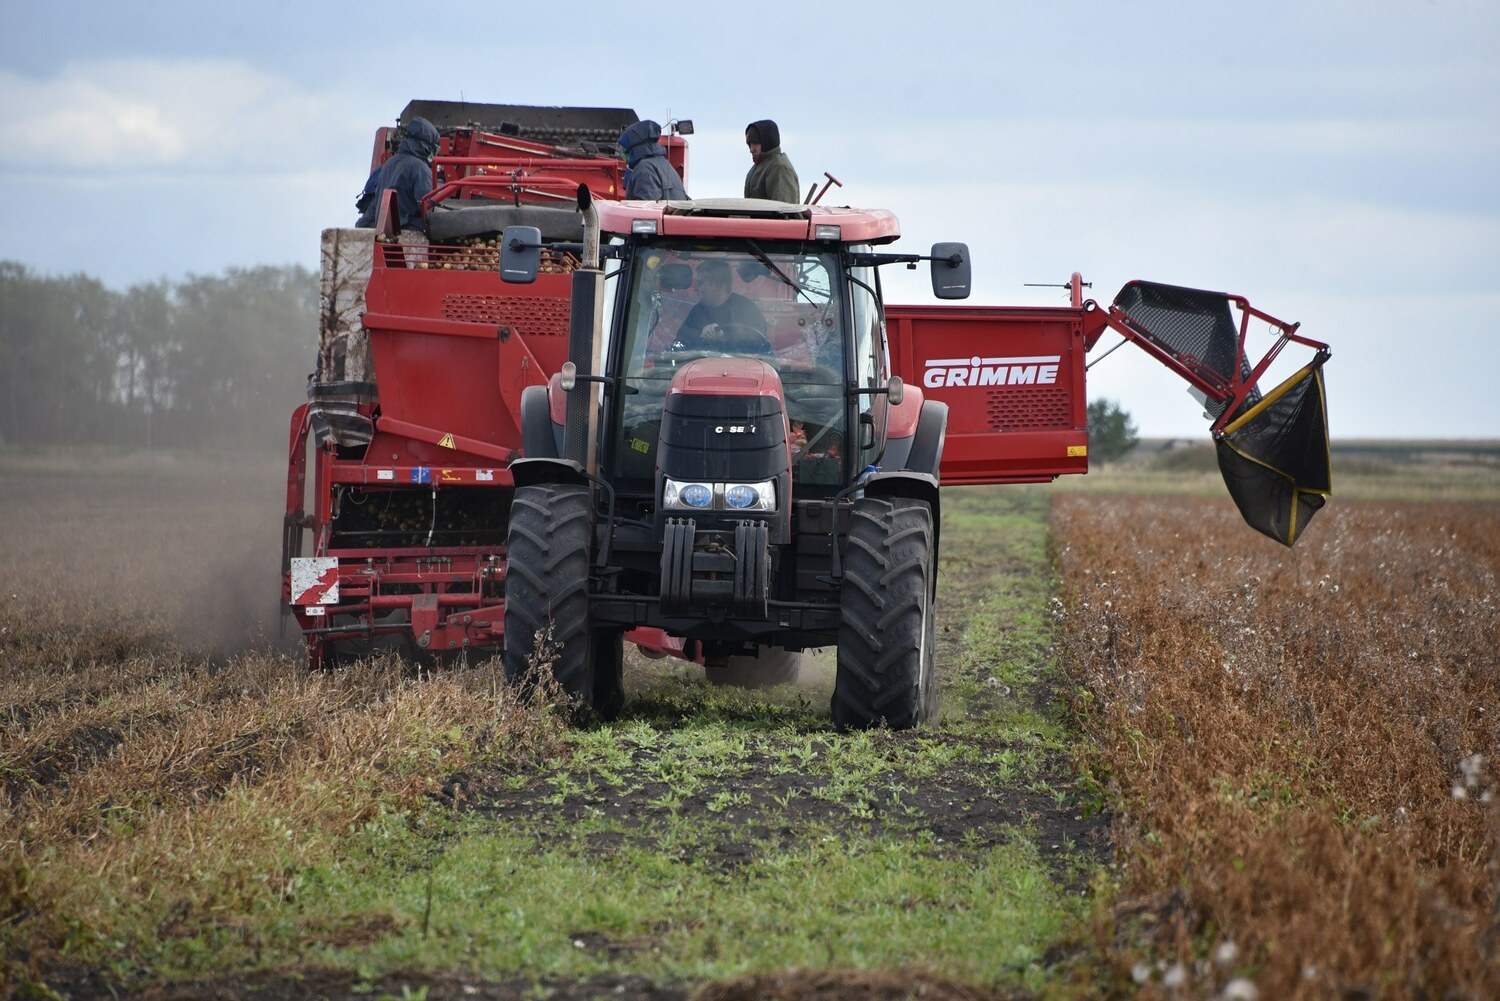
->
[[503, 483, 605, 718], [592, 630, 626, 721], [832, 496, 937, 730]]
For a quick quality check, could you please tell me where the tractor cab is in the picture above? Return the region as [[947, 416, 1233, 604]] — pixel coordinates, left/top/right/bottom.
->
[[503, 196, 971, 510], [608, 241, 868, 499]]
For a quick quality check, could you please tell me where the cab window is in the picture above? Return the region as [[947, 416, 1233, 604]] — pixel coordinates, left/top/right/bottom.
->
[[609, 242, 849, 492]]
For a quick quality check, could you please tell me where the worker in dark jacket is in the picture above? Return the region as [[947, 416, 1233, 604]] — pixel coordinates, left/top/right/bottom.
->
[[618, 120, 688, 200], [673, 259, 769, 353], [744, 120, 801, 204], [355, 117, 440, 230]]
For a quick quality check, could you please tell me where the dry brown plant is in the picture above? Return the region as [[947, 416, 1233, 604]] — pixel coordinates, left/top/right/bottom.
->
[[0, 453, 570, 993], [1052, 495, 1499, 999], [1, 642, 567, 984]]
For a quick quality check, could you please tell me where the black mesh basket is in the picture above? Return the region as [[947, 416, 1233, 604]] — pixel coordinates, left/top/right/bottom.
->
[[1107, 280, 1332, 546], [1215, 364, 1331, 546], [1113, 281, 1261, 419]]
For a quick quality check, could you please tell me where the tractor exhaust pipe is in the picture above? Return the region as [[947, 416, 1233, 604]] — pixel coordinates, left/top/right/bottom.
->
[[563, 185, 603, 473], [580, 184, 600, 269]]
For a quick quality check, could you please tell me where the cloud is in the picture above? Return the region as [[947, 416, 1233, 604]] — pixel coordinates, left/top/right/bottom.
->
[[2, 32, 1490, 440], [1, 58, 354, 171]]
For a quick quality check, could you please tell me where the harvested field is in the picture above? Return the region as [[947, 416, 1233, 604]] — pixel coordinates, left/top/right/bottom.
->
[[1, 447, 1497, 1000], [4, 459, 1095, 1000]]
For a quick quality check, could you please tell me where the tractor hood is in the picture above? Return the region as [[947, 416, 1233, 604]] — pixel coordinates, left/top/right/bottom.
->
[[667, 356, 784, 401]]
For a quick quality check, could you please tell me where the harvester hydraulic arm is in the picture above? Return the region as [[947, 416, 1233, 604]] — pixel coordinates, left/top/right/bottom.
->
[[1081, 280, 1330, 434]]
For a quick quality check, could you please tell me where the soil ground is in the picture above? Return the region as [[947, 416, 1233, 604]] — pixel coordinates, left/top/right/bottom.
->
[[6, 459, 1104, 1000]]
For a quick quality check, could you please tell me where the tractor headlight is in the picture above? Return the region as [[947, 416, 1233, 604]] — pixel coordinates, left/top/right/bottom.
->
[[725, 482, 775, 511], [662, 478, 777, 512], [664, 480, 714, 509]]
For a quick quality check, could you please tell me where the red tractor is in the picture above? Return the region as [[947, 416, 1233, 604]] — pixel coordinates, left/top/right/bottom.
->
[[284, 101, 1331, 728]]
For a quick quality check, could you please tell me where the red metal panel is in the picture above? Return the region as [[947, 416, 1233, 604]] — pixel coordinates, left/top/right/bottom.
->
[[667, 357, 783, 399], [885, 304, 1090, 484], [886, 384, 924, 440], [362, 266, 572, 455], [326, 461, 515, 486], [428, 159, 626, 204]]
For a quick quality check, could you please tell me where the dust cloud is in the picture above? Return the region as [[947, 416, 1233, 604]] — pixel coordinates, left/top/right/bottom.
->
[[0, 447, 303, 661]]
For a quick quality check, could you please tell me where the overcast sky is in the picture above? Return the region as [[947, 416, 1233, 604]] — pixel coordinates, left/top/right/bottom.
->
[[3, 0, 1496, 439]]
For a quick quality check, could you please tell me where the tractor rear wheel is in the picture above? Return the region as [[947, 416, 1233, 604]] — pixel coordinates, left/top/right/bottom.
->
[[592, 630, 626, 720], [504, 483, 617, 719], [832, 496, 937, 730]]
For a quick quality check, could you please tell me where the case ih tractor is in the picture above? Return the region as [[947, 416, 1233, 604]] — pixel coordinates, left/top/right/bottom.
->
[[284, 101, 1332, 728]]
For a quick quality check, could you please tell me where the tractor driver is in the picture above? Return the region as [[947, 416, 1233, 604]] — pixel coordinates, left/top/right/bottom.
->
[[671, 259, 770, 354]]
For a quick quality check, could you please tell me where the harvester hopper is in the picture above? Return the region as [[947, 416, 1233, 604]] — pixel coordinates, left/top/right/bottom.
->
[[1102, 280, 1332, 545]]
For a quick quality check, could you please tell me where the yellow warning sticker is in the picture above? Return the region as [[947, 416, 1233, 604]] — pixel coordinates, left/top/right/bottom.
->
[[1067, 445, 1088, 457], [438, 433, 456, 449]]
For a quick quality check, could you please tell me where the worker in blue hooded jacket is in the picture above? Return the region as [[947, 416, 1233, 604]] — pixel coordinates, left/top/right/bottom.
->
[[355, 117, 440, 230], [618, 120, 688, 200]]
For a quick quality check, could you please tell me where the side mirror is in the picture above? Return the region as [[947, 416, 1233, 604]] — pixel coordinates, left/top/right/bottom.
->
[[499, 225, 542, 284], [886, 376, 904, 407], [930, 242, 971, 300]]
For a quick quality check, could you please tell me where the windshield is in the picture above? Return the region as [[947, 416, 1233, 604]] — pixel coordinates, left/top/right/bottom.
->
[[609, 241, 849, 493]]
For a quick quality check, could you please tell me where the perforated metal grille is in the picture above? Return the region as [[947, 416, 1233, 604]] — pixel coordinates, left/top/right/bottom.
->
[[442, 294, 570, 334], [984, 386, 1072, 431]]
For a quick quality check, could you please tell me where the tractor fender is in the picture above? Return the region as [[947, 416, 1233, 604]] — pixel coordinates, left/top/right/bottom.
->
[[888, 400, 948, 477], [860, 469, 942, 560], [862, 469, 940, 507], [521, 383, 562, 458], [510, 456, 588, 490]]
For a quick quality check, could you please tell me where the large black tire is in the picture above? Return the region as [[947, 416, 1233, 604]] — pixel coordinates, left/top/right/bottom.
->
[[832, 496, 938, 730], [503, 483, 602, 716]]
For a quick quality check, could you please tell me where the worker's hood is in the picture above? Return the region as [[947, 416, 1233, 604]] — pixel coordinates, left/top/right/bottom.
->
[[618, 119, 665, 167], [398, 117, 441, 161]]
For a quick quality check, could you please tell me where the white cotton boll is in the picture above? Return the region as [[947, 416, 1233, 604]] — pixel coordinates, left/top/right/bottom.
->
[[1222, 978, 1259, 1001]]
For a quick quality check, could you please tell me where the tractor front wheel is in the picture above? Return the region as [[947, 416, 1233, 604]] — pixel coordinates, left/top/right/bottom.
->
[[832, 496, 937, 730], [504, 483, 618, 720]]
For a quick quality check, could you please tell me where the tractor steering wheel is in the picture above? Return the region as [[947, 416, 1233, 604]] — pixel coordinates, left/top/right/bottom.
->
[[701, 322, 774, 355]]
